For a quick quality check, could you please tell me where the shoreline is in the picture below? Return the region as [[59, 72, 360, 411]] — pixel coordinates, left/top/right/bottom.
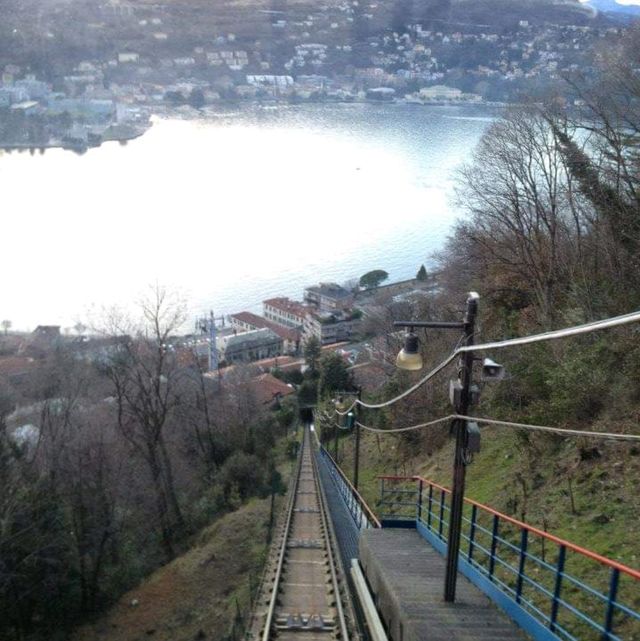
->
[[0, 99, 506, 153], [0, 122, 150, 153]]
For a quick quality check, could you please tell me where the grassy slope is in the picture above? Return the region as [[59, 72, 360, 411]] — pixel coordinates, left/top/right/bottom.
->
[[332, 418, 639, 634], [72, 432, 301, 641], [336, 423, 640, 566], [72, 497, 274, 641]]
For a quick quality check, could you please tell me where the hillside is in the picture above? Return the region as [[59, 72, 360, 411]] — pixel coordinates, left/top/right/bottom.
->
[[336, 422, 639, 569], [72, 497, 278, 641]]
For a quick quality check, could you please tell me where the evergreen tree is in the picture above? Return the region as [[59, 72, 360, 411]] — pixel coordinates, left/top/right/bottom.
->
[[360, 269, 389, 289], [303, 336, 322, 376], [318, 353, 350, 397]]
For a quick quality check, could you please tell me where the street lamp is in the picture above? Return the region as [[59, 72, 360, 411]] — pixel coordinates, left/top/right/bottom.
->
[[396, 330, 424, 370], [393, 292, 479, 603]]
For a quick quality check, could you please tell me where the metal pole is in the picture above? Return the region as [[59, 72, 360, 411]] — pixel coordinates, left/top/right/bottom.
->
[[444, 292, 479, 602], [334, 421, 339, 462], [353, 388, 362, 491]]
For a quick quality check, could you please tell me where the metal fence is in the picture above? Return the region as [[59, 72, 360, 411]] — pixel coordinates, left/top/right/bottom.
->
[[315, 449, 357, 573], [379, 476, 640, 641], [318, 445, 381, 530]]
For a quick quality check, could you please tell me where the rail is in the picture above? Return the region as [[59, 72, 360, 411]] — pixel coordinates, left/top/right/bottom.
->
[[260, 428, 304, 641], [318, 444, 381, 529], [312, 436, 350, 639], [379, 475, 640, 641], [257, 428, 351, 640]]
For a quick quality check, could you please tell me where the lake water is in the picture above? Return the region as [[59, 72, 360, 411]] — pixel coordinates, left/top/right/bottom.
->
[[0, 103, 496, 331]]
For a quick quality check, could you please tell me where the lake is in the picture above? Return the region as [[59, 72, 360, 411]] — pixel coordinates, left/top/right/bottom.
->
[[0, 102, 496, 331]]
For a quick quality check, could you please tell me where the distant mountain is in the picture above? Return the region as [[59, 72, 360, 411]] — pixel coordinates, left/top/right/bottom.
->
[[581, 0, 640, 18]]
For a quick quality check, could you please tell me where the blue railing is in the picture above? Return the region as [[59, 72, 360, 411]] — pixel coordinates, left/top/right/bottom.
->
[[318, 445, 380, 530], [380, 476, 640, 641]]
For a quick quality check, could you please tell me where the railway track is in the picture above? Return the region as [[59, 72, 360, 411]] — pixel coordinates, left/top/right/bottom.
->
[[249, 426, 353, 641]]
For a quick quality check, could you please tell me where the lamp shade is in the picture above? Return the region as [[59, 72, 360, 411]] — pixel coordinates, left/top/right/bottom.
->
[[334, 396, 348, 413], [396, 332, 423, 371]]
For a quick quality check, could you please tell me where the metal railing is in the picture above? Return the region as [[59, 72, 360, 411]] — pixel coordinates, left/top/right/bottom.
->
[[318, 445, 381, 530], [379, 476, 640, 641]]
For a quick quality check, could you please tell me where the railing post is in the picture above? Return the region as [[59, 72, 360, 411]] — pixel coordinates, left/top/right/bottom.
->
[[550, 544, 566, 632], [489, 515, 499, 578], [602, 567, 620, 640], [438, 489, 446, 538], [427, 484, 434, 530], [467, 504, 478, 562], [417, 479, 424, 523], [516, 529, 528, 603]]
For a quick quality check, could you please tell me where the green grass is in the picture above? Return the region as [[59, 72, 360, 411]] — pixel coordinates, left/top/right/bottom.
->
[[330, 424, 640, 639]]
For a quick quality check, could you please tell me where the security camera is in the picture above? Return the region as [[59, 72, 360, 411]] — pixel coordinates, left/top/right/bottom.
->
[[481, 357, 505, 381], [465, 422, 481, 454]]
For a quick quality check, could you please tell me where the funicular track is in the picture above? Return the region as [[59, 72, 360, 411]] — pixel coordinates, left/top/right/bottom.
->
[[250, 426, 352, 641]]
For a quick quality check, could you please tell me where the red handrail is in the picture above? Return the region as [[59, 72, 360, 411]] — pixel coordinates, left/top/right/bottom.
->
[[379, 475, 640, 580]]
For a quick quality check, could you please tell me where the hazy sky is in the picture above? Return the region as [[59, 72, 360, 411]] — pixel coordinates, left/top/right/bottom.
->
[[581, 0, 640, 4]]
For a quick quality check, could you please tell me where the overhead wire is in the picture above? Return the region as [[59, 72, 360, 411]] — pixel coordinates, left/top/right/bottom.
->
[[355, 415, 454, 433], [354, 414, 640, 442], [353, 352, 458, 411], [336, 309, 640, 413], [459, 309, 640, 354], [455, 415, 640, 443], [334, 399, 358, 416]]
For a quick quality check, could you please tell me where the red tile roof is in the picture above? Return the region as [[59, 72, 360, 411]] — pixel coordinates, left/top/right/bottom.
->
[[229, 311, 300, 343], [250, 373, 296, 405], [263, 297, 311, 318], [0, 356, 38, 380]]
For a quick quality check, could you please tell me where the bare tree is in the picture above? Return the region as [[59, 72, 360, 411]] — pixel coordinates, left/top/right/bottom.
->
[[105, 286, 188, 559], [549, 28, 640, 309], [454, 107, 577, 323], [74, 322, 87, 336]]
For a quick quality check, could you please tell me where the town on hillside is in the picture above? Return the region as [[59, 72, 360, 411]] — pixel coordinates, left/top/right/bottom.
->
[[0, 0, 627, 149], [0, 273, 434, 423]]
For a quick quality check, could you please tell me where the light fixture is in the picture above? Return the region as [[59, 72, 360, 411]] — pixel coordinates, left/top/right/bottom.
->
[[396, 330, 423, 371], [334, 395, 347, 413], [481, 357, 505, 381]]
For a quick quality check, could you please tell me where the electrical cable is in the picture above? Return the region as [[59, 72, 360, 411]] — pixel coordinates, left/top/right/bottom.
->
[[355, 415, 455, 433], [354, 414, 640, 442], [455, 414, 640, 442], [335, 400, 358, 416], [459, 309, 640, 354], [352, 352, 458, 411], [337, 308, 640, 413]]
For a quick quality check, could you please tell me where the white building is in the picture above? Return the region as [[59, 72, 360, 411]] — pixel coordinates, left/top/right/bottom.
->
[[118, 52, 140, 64], [263, 297, 311, 328]]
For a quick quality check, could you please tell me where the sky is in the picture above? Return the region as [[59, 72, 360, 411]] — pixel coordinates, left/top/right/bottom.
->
[[580, 0, 640, 5]]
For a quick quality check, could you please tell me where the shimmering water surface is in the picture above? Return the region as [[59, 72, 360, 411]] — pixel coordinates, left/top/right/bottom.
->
[[1, 103, 496, 329]]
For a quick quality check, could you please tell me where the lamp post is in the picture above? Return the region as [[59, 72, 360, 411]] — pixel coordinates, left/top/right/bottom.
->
[[352, 387, 362, 491], [334, 396, 345, 462], [394, 291, 480, 603]]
